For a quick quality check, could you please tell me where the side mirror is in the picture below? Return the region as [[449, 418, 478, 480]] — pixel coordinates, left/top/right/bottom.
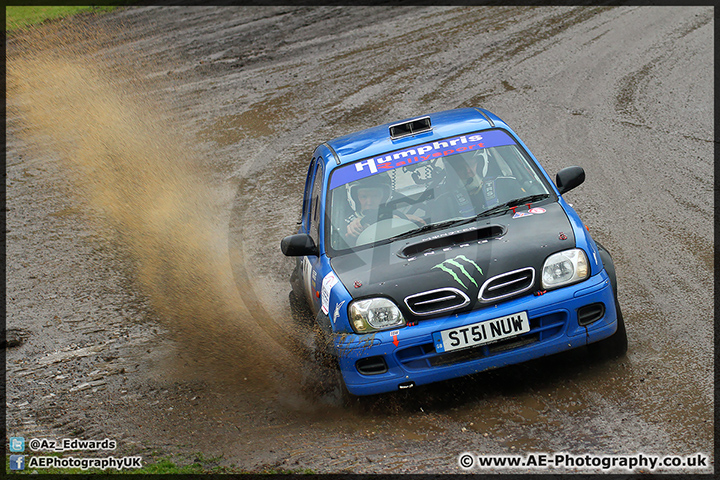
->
[[281, 233, 318, 257], [555, 166, 585, 195]]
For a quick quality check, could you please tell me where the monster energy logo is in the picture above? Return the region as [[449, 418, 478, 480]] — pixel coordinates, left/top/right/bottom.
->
[[432, 255, 483, 289]]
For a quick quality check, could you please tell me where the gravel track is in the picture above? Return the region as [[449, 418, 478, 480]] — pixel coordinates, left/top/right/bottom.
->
[[5, 6, 713, 473]]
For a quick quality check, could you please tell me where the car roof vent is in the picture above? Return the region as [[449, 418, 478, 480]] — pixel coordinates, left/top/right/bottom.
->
[[389, 116, 432, 140]]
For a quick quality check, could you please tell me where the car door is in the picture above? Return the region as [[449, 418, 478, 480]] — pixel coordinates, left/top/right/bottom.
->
[[300, 157, 325, 311]]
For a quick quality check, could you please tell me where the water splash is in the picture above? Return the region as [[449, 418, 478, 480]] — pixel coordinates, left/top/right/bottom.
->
[[6, 20, 300, 392]]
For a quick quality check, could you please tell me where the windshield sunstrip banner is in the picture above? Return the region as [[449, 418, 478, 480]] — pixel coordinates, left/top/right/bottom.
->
[[329, 129, 516, 190]]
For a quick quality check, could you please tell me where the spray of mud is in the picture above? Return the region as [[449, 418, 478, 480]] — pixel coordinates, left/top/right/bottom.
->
[[6, 20, 304, 396]]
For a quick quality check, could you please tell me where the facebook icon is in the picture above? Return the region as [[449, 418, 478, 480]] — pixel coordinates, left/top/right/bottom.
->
[[10, 455, 26, 471]]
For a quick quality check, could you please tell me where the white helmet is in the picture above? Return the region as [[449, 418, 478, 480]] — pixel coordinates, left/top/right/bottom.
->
[[348, 173, 392, 212]]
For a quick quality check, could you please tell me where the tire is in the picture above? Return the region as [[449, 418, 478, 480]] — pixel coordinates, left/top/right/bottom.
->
[[288, 290, 314, 327], [588, 299, 628, 359], [300, 313, 354, 407], [587, 241, 628, 359]]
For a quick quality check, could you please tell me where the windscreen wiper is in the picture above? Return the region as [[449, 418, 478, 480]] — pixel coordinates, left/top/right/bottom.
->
[[385, 218, 467, 242], [442, 193, 550, 229], [383, 194, 550, 244], [474, 193, 550, 220]]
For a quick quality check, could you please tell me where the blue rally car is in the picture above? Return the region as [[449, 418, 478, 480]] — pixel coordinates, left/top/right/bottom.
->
[[281, 108, 627, 397]]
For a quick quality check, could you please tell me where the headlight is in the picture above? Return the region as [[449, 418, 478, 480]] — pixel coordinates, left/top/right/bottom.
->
[[348, 297, 405, 333], [542, 248, 589, 289]]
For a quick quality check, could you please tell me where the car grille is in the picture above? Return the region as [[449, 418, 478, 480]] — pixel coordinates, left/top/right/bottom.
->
[[405, 288, 470, 316], [479, 267, 535, 302], [395, 311, 566, 370]]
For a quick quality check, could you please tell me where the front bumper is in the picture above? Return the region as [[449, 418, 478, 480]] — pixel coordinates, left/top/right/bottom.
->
[[336, 269, 618, 396]]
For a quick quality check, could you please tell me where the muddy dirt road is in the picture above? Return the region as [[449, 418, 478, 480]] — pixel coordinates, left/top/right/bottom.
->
[[6, 6, 713, 473]]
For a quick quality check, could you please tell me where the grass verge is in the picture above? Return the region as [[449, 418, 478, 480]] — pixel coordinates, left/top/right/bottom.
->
[[6, 6, 120, 32]]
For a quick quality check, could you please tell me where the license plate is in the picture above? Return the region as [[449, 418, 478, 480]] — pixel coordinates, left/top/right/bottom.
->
[[433, 311, 530, 353]]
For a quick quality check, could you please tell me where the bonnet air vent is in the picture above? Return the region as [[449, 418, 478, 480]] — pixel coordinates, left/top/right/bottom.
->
[[399, 225, 506, 258], [405, 288, 470, 316], [479, 267, 535, 302], [389, 116, 432, 140]]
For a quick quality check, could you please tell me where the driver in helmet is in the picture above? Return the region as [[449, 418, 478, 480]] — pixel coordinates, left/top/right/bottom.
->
[[345, 174, 392, 239], [344, 173, 425, 240]]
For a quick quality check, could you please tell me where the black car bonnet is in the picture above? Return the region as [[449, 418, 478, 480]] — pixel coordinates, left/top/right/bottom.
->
[[330, 202, 575, 319]]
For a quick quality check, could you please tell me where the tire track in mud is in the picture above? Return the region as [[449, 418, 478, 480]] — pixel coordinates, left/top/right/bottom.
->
[[613, 8, 713, 125], [498, 6, 713, 459]]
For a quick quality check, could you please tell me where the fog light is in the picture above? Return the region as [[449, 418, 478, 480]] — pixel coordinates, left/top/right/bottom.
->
[[578, 302, 605, 326], [356, 356, 388, 375]]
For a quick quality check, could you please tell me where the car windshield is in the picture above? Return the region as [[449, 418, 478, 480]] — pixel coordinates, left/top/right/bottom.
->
[[326, 130, 552, 254]]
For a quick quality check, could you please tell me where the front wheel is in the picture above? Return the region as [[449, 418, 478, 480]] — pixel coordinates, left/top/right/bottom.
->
[[302, 316, 354, 407], [588, 300, 628, 359], [288, 290, 313, 327]]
